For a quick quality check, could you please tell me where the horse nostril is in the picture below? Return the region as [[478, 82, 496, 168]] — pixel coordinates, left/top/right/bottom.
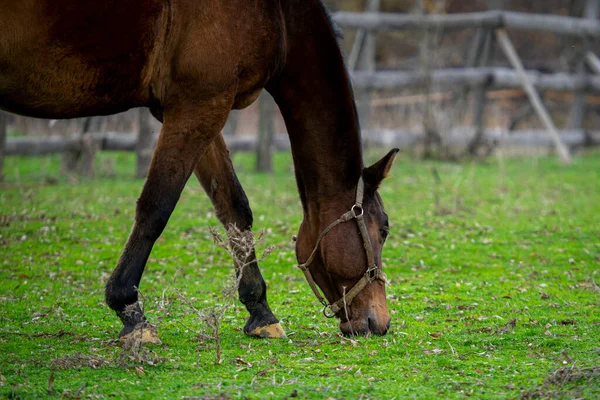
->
[[368, 315, 390, 336]]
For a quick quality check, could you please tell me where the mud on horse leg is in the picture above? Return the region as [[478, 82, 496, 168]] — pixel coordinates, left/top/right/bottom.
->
[[194, 135, 285, 338], [105, 99, 232, 343]]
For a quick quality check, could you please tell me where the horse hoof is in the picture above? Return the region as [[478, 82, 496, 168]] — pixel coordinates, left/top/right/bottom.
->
[[247, 323, 286, 339], [119, 322, 161, 345]]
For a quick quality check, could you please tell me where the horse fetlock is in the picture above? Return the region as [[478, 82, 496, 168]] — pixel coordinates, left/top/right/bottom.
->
[[105, 280, 138, 309], [238, 281, 266, 306], [238, 289, 260, 307], [115, 302, 147, 328]]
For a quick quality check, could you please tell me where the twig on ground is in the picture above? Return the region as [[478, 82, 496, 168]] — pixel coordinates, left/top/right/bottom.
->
[[176, 224, 276, 364]]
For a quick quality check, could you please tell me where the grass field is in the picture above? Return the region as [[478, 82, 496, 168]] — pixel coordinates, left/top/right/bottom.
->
[[1, 150, 599, 399]]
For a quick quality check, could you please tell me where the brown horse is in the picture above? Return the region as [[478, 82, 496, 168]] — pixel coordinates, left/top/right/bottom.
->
[[0, 0, 397, 339]]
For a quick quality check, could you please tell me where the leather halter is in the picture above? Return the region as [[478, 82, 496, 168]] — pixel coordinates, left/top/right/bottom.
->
[[297, 176, 386, 318]]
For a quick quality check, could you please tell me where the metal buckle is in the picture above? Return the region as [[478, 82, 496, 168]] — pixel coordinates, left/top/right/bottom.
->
[[351, 204, 363, 217], [322, 305, 336, 318], [366, 266, 378, 281]]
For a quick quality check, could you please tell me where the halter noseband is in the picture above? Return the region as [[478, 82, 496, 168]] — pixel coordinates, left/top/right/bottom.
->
[[296, 177, 386, 318]]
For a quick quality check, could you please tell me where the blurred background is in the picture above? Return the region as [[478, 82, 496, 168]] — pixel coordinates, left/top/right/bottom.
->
[[1, 0, 599, 179]]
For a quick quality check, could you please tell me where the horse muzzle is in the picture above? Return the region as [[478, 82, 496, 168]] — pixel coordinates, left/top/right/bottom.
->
[[339, 309, 391, 336]]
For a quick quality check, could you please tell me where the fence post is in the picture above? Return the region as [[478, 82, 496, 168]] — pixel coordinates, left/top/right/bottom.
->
[[584, 0, 599, 21], [136, 108, 154, 179], [80, 117, 102, 177], [355, 0, 379, 136], [357, 0, 379, 72], [466, 0, 502, 156], [449, 27, 486, 130], [256, 92, 275, 173], [61, 119, 84, 174], [79, 133, 98, 178], [0, 111, 6, 182], [568, 0, 598, 143], [467, 32, 494, 155], [419, 0, 446, 158], [61, 117, 97, 176]]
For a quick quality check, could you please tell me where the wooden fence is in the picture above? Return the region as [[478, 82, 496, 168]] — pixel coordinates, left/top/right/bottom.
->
[[334, 1, 600, 164]]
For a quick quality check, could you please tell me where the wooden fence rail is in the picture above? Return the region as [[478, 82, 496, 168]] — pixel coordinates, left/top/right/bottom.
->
[[6, 129, 599, 157], [364, 129, 600, 148], [4, 134, 294, 156], [6, 132, 138, 156], [351, 67, 600, 92], [333, 10, 600, 37]]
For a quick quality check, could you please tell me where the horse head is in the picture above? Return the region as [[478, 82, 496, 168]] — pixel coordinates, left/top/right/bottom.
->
[[296, 149, 398, 336]]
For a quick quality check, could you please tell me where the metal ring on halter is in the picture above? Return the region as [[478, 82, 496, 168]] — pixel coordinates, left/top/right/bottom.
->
[[323, 305, 336, 318], [366, 266, 377, 281], [351, 204, 363, 217]]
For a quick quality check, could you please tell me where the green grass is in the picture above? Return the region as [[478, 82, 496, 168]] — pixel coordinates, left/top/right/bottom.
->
[[1, 151, 599, 399]]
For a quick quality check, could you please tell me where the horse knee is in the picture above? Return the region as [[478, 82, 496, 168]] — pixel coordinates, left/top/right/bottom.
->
[[135, 197, 172, 240], [211, 180, 254, 229], [230, 189, 253, 228]]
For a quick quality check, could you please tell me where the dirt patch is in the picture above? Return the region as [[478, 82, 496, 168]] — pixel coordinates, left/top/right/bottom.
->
[[519, 366, 600, 399], [50, 353, 109, 370], [545, 366, 600, 385], [182, 395, 230, 400], [470, 319, 517, 334]]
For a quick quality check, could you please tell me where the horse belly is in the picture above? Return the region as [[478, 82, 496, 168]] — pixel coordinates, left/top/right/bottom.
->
[[0, 55, 144, 119], [0, 0, 165, 119]]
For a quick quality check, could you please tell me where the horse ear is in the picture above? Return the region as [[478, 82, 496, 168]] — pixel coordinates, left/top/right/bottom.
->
[[362, 148, 399, 190]]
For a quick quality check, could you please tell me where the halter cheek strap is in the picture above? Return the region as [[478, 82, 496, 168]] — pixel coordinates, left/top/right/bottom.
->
[[296, 177, 386, 318]]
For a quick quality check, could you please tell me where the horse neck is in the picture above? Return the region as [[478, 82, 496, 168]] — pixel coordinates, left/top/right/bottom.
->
[[267, 0, 363, 213]]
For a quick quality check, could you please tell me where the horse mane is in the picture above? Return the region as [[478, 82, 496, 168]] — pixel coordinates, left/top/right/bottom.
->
[[315, 0, 362, 143], [316, 0, 344, 41]]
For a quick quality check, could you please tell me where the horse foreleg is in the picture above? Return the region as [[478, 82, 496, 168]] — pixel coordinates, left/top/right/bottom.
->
[[194, 135, 285, 338], [105, 101, 231, 342]]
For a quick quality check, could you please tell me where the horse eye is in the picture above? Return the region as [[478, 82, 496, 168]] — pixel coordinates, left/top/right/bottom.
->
[[379, 229, 389, 241]]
